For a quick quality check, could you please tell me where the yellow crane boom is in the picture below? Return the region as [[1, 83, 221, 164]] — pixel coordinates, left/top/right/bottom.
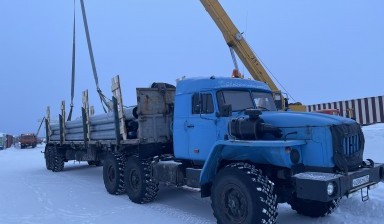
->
[[200, 0, 305, 111]]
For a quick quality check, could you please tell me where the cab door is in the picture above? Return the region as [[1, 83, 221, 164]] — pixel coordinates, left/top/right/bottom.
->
[[187, 92, 217, 162]]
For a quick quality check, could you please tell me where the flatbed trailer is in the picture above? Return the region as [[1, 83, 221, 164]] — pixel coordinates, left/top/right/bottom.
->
[[45, 76, 175, 193]]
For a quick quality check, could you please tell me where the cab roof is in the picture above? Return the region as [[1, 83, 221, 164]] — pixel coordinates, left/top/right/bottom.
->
[[176, 76, 271, 95]]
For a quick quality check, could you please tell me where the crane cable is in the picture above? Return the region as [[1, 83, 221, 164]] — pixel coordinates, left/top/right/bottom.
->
[[67, 0, 76, 121], [250, 45, 298, 103], [79, 0, 111, 113], [241, 6, 298, 103]]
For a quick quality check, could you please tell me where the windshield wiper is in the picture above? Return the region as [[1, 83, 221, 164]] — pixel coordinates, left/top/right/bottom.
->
[[236, 107, 254, 115], [255, 106, 270, 111]]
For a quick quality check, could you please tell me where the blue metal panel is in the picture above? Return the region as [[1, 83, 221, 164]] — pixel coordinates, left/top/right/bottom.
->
[[200, 140, 307, 185], [297, 126, 334, 168], [259, 111, 356, 128], [187, 113, 217, 161], [176, 77, 271, 95], [173, 93, 191, 159], [173, 88, 226, 161]]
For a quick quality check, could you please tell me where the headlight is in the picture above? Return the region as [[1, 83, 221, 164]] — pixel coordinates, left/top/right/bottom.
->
[[327, 182, 335, 196]]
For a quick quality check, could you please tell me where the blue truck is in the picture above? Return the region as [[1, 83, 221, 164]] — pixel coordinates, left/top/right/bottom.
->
[[45, 76, 384, 224]]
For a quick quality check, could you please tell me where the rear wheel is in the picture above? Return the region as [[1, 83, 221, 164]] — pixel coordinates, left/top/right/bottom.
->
[[288, 194, 341, 217], [124, 156, 158, 204], [103, 152, 125, 195], [211, 163, 277, 224], [44, 146, 53, 170], [51, 147, 65, 172]]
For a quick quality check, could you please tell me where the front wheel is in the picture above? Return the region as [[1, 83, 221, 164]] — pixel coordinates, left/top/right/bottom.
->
[[211, 163, 278, 224], [288, 194, 341, 217]]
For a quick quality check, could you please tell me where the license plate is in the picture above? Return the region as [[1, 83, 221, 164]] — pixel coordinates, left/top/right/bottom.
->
[[352, 175, 370, 188]]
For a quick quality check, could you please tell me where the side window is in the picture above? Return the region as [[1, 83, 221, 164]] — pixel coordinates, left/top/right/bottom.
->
[[192, 94, 201, 114], [192, 93, 214, 114], [202, 94, 214, 114]]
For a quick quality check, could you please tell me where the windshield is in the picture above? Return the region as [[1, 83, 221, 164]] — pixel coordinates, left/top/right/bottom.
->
[[217, 90, 277, 111], [252, 91, 277, 111], [21, 135, 34, 140]]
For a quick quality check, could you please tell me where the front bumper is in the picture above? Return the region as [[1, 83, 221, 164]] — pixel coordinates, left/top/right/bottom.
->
[[293, 163, 384, 202]]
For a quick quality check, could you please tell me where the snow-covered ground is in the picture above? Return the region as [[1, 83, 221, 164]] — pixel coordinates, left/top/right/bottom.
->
[[0, 124, 383, 224]]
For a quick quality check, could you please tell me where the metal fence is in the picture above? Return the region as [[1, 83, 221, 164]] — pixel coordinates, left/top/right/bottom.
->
[[307, 95, 384, 126]]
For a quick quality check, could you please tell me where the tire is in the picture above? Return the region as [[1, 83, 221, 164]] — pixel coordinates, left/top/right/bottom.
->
[[103, 152, 125, 195], [211, 162, 278, 224], [44, 146, 53, 170], [288, 194, 341, 218], [52, 147, 65, 172], [124, 156, 159, 204]]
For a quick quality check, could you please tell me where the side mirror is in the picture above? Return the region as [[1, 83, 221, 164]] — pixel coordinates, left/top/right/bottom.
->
[[284, 98, 289, 111], [217, 104, 232, 117]]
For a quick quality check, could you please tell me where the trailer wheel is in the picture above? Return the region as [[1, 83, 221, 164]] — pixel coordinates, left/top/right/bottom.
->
[[52, 147, 65, 172], [211, 162, 277, 224], [103, 153, 125, 195], [124, 156, 159, 204], [288, 194, 340, 218], [44, 146, 53, 170]]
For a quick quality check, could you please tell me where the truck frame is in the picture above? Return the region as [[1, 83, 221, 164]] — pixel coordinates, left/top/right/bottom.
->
[[45, 75, 384, 224]]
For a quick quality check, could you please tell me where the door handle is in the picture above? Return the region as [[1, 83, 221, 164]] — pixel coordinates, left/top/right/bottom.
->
[[184, 121, 194, 129]]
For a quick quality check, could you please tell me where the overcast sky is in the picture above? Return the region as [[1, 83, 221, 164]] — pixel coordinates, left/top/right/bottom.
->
[[0, 0, 383, 135]]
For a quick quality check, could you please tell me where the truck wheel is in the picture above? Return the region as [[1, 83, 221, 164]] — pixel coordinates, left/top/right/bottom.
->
[[288, 194, 341, 217], [52, 147, 65, 172], [103, 153, 125, 195], [44, 146, 53, 170], [124, 156, 159, 204], [211, 163, 277, 224]]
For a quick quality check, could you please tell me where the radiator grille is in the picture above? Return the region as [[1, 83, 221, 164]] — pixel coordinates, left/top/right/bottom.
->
[[342, 135, 360, 157], [330, 123, 365, 172]]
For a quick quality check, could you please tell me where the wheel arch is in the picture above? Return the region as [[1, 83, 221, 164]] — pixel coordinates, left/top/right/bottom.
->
[[200, 141, 256, 198]]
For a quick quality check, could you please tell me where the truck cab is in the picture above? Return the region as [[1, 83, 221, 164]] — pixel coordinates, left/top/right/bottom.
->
[[168, 76, 383, 223], [173, 76, 276, 162]]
